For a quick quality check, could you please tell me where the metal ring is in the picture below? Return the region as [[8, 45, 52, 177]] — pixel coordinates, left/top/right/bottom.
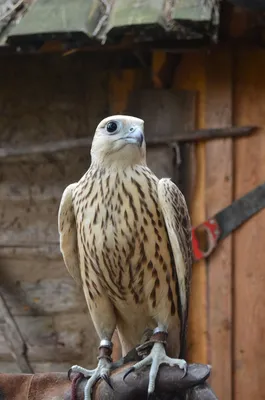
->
[[153, 327, 168, 335], [99, 339, 113, 349]]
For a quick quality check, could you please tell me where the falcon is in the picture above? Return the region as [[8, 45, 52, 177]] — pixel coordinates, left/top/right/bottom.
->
[[58, 115, 192, 400]]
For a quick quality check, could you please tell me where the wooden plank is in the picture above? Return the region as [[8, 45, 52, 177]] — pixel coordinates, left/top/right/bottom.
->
[[174, 52, 208, 364], [0, 160, 83, 248], [127, 89, 195, 139], [126, 89, 196, 179], [0, 245, 61, 260], [8, 0, 101, 42], [151, 50, 196, 205], [0, 278, 86, 316], [0, 258, 66, 281], [0, 55, 90, 145], [233, 48, 265, 400], [106, 0, 165, 38], [0, 314, 97, 363], [205, 48, 233, 400]]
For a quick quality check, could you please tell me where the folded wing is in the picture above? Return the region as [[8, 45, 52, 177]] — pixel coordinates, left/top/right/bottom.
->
[[157, 178, 192, 353], [58, 183, 82, 286]]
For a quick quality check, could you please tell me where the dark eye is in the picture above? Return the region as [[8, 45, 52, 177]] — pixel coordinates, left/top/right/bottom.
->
[[106, 121, 118, 133]]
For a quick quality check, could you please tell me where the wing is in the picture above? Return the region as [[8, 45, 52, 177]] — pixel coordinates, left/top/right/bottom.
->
[[157, 178, 192, 354], [58, 183, 82, 287]]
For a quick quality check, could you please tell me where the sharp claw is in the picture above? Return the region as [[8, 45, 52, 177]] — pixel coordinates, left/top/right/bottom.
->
[[180, 365, 187, 379], [123, 366, 135, 381], [67, 368, 72, 380], [102, 374, 114, 390]]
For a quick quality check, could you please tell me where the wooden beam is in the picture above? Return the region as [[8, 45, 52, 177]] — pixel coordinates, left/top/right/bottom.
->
[[0, 126, 256, 161], [205, 47, 233, 400]]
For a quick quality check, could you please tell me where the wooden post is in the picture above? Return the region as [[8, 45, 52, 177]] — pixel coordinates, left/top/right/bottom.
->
[[233, 47, 265, 400], [205, 47, 233, 400]]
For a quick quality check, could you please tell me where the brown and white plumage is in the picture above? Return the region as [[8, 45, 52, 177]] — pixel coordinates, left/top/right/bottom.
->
[[58, 115, 192, 399]]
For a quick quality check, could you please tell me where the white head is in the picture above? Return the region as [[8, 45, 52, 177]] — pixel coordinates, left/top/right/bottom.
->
[[91, 115, 146, 168]]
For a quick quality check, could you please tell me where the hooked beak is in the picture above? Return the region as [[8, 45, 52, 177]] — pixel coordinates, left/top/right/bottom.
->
[[125, 127, 144, 147]]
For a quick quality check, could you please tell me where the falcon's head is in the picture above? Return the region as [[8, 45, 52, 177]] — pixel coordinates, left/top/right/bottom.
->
[[91, 115, 146, 167]]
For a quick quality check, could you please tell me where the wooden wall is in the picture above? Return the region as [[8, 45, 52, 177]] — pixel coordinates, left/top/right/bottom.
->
[[174, 46, 265, 400], [0, 45, 265, 400]]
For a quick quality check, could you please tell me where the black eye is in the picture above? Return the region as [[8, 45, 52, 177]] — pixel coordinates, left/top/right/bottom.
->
[[106, 121, 118, 133]]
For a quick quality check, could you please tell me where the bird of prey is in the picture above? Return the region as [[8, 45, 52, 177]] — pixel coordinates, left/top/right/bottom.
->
[[58, 115, 192, 400]]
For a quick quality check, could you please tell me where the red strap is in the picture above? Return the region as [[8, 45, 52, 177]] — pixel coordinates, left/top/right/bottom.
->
[[192, 219, 221, 262], [71, 373, 84, 400]]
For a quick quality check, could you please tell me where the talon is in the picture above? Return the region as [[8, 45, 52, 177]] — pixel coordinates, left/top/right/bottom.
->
[[123, 366, 135, 381], [180, 364, 187, 379], [102, 374, 114, 390]]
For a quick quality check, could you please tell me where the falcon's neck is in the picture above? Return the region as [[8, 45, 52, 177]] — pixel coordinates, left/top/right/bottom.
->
[[91, 145, 147, 170], [90, 157, 147, 171]]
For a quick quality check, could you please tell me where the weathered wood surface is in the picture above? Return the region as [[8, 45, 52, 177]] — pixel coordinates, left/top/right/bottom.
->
[[127, 89, 195, 138], [233, 48, 265, 400], [205, 47, 233, 400], [0, 278, 86, 315], [0, 314, 97, 363]]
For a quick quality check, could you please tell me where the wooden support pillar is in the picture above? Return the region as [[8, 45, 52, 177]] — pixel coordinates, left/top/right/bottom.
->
[[205, 47, 233, 400], [233, 47, 265, 400]]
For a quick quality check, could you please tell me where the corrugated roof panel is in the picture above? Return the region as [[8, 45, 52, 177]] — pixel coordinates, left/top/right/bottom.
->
[[7, 0, 101, 44], [173, 0, 213, 22], [106, 0, 166, 39]]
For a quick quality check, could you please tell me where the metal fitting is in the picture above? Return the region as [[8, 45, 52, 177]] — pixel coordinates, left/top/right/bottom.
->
[[153, 327, 168, 335], [99, 339, 113, 349]]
